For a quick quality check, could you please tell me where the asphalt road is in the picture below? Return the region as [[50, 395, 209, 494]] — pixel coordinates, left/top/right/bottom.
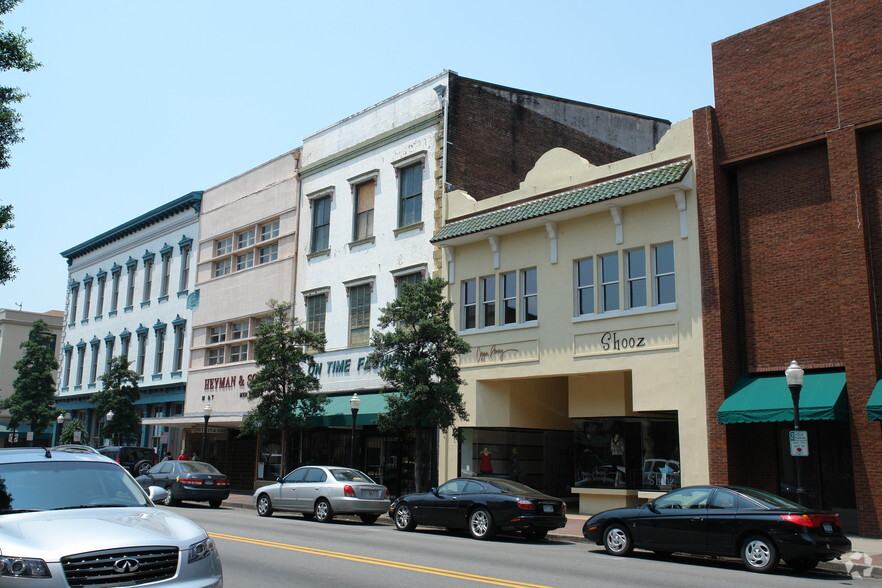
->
[[170, 503, 878, 588]]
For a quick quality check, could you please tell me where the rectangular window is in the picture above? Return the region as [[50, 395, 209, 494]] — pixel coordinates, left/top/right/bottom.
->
[[653, 243, 676, 305], [63, 348, 73, 387], [126, 266, 136, 308], [104, 339, 114, 374], [626, 248, 647, 309], [502, 272, 517, 325], [260, 220, 280, 241], [160, 252, 171, 297], [311, 196, 331, 253], [462, 279, 477, 330], [121, 337, 130, 361], [209, 325, 226, 344], [237, 229, 255, 249], [173, 325, 185, 372], [179, 246, 191, 292], [576, 258, 595, 315], [353, 180, 375, 241], [207, 347, 225, 366], [216, 237, 233, 256], [396, 272, 422, 298], [521, 268, 538, 322], [229, 344, 248, 363], [136, 333, 147, 376], [69, 286, 79, 325], [89, 342, 99, 385], [96, 276, 105, 316], [230, 321, 249, 340], [142, 259, 153, 302], [348, 284, 371, 347], [306, 294, 327, 334], [236, 251, 254, 271], [82, 281, 91, 320], [214, 258, 231, 277], [259, 243, 278, 264], [600, 253, 620, 312], [154, 329, 165, 374], [480, 276, 496, 327], [75, 346, 85, 386], [398, 163, 422, 227], [110, 272, 120, 312]]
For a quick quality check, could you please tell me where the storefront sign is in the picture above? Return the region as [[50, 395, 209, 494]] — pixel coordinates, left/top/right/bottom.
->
[[203, 373, 255, 390], [308, 353, 395, 378], [574, 324, 678, 358], [459, 339, 539, 368]]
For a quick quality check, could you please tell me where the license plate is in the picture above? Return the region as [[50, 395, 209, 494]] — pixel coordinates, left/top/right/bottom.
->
[[543, 504, 553, 513], [822, 522, 833, 533], [363, 490, 376, 498], [204, 480, 214, 486]]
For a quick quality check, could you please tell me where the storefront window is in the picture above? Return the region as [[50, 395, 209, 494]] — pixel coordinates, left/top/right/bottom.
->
[[259, 432, 282, 480], [573, 417, 679, 491]]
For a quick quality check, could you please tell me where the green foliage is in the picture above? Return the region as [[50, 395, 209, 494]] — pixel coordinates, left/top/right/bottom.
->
[[58, 418, 87, 445], [90, 356, 141, 444], [241, 300, 329, 436], [0, 203, 16, 284], [367, 277, 470, 491], [0, 0, 40, 170], [0, 319, 58, 436]]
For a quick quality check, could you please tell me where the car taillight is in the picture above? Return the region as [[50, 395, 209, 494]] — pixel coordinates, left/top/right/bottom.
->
[[780, 513, 841, 528], [517, 499, 536, 510], [180, 478, 203, 485], [561, 502, 567, 514], [383, 488, 390, 499], [115, 457, 122, 464], [343, 485, 356, 497], [215, 479, 230, 486]]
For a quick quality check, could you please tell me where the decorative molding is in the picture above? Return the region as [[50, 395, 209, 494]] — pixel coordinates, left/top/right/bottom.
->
[[488, 235, 500, 270], [610, 206, 623, 244], [444, 246, 455, 283], [545, 222, 558, 264], [673, 190, 688, 239]]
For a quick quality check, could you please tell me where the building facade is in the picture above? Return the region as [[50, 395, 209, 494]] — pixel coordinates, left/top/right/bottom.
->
[[58, 192, 201, 453], [0, 308, 64, 445], [695, 0, 882, 535], [433, 120, 704, 514]]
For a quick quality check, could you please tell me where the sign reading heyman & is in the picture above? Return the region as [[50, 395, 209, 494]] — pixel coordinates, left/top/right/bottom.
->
[[573, 324, 678, 358]]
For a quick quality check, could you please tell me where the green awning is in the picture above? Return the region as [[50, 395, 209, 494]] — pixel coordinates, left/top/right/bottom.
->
[[718, 371, 848, 424], [868, 380, 882, 421], [311, 392, 392, 427]]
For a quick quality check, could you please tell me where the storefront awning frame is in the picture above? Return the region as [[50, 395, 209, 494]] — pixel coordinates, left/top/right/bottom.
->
[[868, 380, 882, 421]]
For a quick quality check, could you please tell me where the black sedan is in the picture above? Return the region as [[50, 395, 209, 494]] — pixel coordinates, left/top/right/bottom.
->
[[136, 460, 231, 508], [389, 477, 567, 540], [582, 485, 851, 573]]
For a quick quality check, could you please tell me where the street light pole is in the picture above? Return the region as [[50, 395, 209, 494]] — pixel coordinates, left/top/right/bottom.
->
[[785, 360, 805, 505], [202, 404, 212, 463], [55, 414, 65, 445], [106, 410, 115, 446], [350, 393, 361, 469]]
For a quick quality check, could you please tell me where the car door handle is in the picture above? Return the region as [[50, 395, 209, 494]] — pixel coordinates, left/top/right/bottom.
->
[[691, 517, 703, 522]]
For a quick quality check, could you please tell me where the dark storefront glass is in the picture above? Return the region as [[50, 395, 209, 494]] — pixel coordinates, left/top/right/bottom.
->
[[573, 417, 680, 491]]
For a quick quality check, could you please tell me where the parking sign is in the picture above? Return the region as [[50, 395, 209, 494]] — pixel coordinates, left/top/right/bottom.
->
[[789, 430, 809, 457]]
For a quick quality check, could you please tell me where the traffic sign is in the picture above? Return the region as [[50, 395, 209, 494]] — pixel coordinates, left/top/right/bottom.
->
[[789, 430, 809, 457]]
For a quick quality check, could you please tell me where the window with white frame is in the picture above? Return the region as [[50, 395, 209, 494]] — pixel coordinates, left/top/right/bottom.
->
[[172, 322, 185, 372], [136, 332, 148, 376], [481, 276, 496, 327], [63, 347, 72, 388], [653, 242, 675, 305], [207, 347, 225, 366], [348, 283, 371, 347], [95, 275, 106, 317], [353, 180, 375, 241], [576, 258, 595, 315], [104, 338, 114, 374], [179, 245, 191, 292], [209, 325, 226, 344], [160, 251, 172, 298], [501, 272, 517, 325], [236, 251, 254, 271], [626, 248, 647, 309], [462, 279, 477, 330], [260, 220, 279, 241], [89, 340, 99, 385], [521, 268, 538, 322], [258, 243, 278, 264], [75, 345, 85, 386], [216, 237, 233, 256], [69, 285, 79, 326], [237, 228, 255, 250], [205, 318, 258, 366], [311, 195, 331, 253], [142, 258, 153, 302], [395, 271, 423, 298], [125, 265, 136, 309], [230, 321, 249, 340], [120, 334, 131, 361], [305, 294, 327, 334], [214, 258, 231, 277], [229, 343, 248, 363], [154, 327, 165, 374], [213, 219, 282, 276], [398, 162, 422, 227], [110, 269, 121, 313], [82, 279, 92, 321], [600, 253, 620, 312]]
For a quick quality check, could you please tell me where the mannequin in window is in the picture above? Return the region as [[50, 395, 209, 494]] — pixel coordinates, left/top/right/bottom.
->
[[479, 447, 493, 475], [610, 432, 625, 488]]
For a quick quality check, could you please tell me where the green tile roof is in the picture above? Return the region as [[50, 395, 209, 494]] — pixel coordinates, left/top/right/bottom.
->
[[431, 159, 691, 243]]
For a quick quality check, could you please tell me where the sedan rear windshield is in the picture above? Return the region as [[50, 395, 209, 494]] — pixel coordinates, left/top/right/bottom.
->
[[330, 469, 374, 483], [180, 462, 222, 474], [0, 461, 150, 512], [733, 487, 802, 510], [485, 479, 537, 493]]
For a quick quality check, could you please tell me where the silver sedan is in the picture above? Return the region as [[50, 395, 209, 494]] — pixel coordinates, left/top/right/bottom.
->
[[253, 465, 389, 524]]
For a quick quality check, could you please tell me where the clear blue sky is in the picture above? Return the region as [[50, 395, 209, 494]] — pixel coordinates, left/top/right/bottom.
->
[[1, 0, 818, 313]]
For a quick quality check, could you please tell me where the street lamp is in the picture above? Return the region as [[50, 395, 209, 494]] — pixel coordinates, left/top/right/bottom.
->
[[349, 393, 361, 468], [785, 360, 806, 505], [55, 413, 65, 445], [202, 404, 212, 463], [106, 410, 115, 446]]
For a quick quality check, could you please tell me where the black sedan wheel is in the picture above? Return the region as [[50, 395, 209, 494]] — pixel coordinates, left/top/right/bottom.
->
[[359, 514, 379, 525], [741, 535, 779, 573], [786, 558, 819, 572], [394, 503, 417, 531], [314, 498, 334, 523], [468, 507, 496, 540], [603, 523, 633, 556], [256, 494, 273, 517]]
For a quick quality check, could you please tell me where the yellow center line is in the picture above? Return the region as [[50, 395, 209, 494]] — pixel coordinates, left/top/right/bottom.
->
[[209, 532, 554, 588]]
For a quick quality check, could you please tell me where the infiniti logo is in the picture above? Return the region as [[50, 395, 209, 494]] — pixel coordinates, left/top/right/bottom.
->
[[112, 558, 141, 574]]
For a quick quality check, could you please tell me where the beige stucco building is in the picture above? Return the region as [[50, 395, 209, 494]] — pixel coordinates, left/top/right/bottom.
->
[[432, 119, 706, 514]]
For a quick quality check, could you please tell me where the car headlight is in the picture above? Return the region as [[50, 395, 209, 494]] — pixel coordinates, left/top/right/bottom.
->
[[0, 556, 51, 577], [188, 537, 216, 564]]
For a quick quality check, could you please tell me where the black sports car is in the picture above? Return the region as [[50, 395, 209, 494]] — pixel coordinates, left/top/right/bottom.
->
[[136, 459, 231, 508], [582, 485, 851, 573], [389, 476, 567, 540]]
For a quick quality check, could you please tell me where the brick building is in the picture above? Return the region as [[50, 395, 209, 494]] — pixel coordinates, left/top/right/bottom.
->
[[695, 0, 882, 535]]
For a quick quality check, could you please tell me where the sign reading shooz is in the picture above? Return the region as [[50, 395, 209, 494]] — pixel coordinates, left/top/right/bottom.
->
[[574, 324, 678, 357]]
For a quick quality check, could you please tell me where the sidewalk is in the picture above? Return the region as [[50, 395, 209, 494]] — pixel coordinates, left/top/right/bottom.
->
[[220, 492, 882, 578]]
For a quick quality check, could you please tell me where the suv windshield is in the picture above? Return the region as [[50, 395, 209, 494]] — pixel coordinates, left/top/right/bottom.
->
[[0, 461, 150, 512]]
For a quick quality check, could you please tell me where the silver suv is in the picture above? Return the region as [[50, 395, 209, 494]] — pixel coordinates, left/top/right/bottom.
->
[[0, 447, 222, 586]]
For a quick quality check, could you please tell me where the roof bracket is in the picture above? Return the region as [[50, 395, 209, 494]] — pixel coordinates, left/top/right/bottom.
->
[[545, 222, 558, 264], [610, 206, 623, 244], [488, 236, 500, 269]]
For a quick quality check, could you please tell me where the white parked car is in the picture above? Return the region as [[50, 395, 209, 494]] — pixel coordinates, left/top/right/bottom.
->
[[0, 447, 222, 586], [253, 465, 390, 524]]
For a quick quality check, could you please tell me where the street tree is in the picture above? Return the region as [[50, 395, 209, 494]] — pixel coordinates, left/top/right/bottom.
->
[[367, 277, 470, 493], [0, 203, 16, 284], [58, 417, 87, 445], [1, 0, 41, 170], [241, 300, 328, 471], [91, 356, 140, 445], [0, 319, 58, 443]]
